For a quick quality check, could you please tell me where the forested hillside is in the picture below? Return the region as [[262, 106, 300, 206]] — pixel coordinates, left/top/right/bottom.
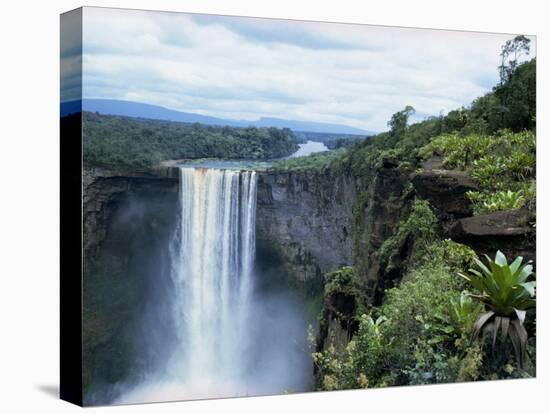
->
[[82, 112, 299, 167], [271, 37, 537, 390]]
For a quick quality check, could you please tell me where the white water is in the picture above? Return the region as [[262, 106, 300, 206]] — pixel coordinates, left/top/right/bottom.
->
[[118, 167, 258, 403], [171, 167, 257, 383], [116, 166, 311, 405]]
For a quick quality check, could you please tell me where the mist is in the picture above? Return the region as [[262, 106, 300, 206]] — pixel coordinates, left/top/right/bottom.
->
[[107, 168, 313, 405], [116, 289, 313, 404]]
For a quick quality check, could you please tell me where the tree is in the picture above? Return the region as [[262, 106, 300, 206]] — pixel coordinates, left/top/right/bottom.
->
[[387, 105, 415, 145], [498, 35, 531, 85], [493, 59, 536, 131]]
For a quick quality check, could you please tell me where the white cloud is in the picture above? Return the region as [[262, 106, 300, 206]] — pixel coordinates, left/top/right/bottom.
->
[[78, 7, 536, 132]]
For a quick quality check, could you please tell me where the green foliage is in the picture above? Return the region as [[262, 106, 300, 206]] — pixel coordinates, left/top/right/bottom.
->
[[314, 240, 481, 390], [378, 200, 438, 275], [272, 148, 348, 174], [421, 133, 494, 169], [387, 105, 416, 144], [324, 266, 360, 297], [83, 112, 299, 167], [470, 57, 536, 134], [493, 59, 536, 132], [440, 239, 478, 270], [456, 342, 484, 381], [472, 130, 535, 184], [421, 129, 535, 214], [311, 37, 537, 393], [421, 130, 535, 176], [459, 251, 536, 367], [498, 35, 531, 85], [468, 189, 526, 214], [450, 291, 484, 338]]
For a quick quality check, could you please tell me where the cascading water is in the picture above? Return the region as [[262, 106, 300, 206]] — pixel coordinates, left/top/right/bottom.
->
[[117, 165, 311, 404], [170, 167, 257, 385]]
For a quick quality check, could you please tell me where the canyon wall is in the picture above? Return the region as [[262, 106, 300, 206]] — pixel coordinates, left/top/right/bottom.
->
[[81, 161, 535, 401]]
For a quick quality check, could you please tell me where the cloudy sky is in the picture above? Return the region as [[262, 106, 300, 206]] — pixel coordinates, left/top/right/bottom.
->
[[62, 7, 536, 132]]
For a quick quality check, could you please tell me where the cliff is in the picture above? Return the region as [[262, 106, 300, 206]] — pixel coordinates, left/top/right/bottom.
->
[[256, 171, 356, 285], [255, 160, 411, 301], [82, 164, 179, 403], [81, 159, 535, 401], [257, 161, 535, 296], [256, 161, 535, 359]]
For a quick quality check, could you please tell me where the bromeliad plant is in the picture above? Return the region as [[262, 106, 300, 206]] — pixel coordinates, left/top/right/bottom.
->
[[459, 251, 535, 367], [450, 291, 483, 335], [471, 189, 526, 214]]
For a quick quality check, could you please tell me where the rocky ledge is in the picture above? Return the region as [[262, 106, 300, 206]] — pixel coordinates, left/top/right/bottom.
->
[[450, 208, 536, 263], [411, 168, 478, 221]]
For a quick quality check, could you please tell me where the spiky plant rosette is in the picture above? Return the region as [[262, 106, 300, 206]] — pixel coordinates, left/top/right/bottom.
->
[[458, 250, 535, 367]]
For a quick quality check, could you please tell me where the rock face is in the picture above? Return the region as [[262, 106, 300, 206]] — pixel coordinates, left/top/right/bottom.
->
[[255, 163, 411, 302], [450, 208, 536, 263], [82, 164, 179, 403], [318, 289, 359, 353], [260, 162, 536, 360], [83, 164, 178, 266], [352, 162, 411, 301], [81, 159, 536, 400], [256, 171, 356, 284], [411, 169, 478, 222]]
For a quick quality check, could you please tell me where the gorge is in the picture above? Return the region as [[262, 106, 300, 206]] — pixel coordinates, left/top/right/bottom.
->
[[84, 165, 315, 404], [63, 21, 537, 405], [82, 150, 535, 404], [81, 54, 537, 397]]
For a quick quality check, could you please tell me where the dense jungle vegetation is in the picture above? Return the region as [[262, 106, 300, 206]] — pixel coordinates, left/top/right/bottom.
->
[[82, 112, 299, 167], [280, 36, 537, 389]]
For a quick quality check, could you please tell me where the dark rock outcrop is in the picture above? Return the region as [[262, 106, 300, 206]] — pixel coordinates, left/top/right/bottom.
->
[[450, 208, 536, 263], [83, 164, 178, 266], [318, 290, 359, 353], [256, 164, 411, 302], [411, 168, 478, 222], [353, 165, 411, 300]]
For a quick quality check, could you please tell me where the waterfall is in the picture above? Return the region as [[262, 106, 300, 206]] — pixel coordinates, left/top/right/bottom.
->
[[117, 165, 310, 404], [170, 167, 257, 386]]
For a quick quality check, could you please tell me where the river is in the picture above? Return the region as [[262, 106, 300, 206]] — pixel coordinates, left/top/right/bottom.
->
[[290, 140, 329, 157]]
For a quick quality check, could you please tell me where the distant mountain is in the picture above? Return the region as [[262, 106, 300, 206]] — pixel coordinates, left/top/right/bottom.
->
[[60, 100, 81, 116], [253, 117, 372, 135], [60, 99, 376, 136]]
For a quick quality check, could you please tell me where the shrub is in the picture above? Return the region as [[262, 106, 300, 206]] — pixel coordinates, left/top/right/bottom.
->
[[378, 199, 438, 275], [450, 291, 484, 337], [421, 133, 493, 169], [324, 266, 360, 297], [314, 240, 480, 390]]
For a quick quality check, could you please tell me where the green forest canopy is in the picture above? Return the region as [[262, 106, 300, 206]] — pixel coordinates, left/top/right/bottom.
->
[[82, 112, 299, 167]]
